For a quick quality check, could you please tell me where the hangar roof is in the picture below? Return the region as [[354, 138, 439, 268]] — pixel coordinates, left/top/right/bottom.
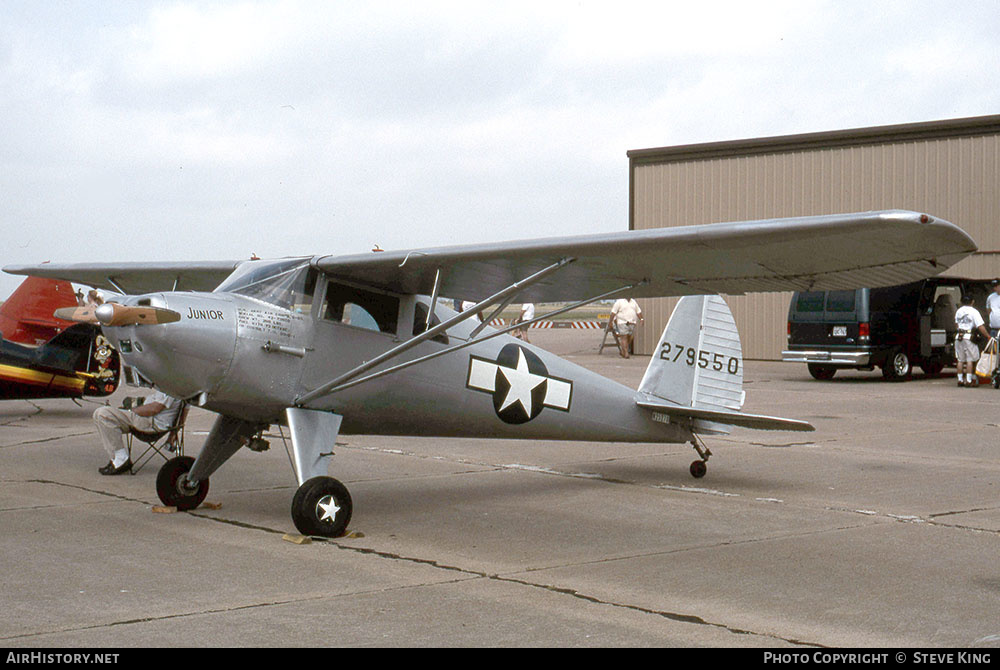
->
[[627, 114, 1000, 164]]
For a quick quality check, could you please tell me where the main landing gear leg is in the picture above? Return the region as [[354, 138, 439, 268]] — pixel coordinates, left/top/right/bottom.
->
[[156, 414, 259, 510], [689, 436, 712, 479], [285, 408, 352, 538]]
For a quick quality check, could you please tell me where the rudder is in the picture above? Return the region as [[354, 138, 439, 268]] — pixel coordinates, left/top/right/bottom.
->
[[638, 295, 744, 413]]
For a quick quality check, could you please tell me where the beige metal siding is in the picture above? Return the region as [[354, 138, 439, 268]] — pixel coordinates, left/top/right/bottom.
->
[[631, 128, 1000, 360]]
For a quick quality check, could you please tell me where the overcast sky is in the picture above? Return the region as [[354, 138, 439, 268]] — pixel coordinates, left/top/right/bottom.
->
[[2, 0, 999, 298]]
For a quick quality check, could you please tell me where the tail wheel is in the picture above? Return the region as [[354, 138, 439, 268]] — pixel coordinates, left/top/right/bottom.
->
[[156, 456, 209, 511], [689, 460, 707, 478], [291, 476, 353, 538]]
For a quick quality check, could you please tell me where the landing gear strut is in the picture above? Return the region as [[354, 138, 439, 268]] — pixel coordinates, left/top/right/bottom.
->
[[689, 437, 712, 479]]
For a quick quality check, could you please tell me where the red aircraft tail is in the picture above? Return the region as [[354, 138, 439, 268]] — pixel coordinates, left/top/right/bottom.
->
[[0, 276, 79, 346]]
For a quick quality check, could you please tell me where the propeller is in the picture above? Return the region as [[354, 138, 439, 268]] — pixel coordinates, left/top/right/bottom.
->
[[53, 305, 98, 324], [54, 303, 181, 326]]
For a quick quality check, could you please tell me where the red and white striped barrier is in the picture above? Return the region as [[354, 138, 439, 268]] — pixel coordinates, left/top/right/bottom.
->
[[488, 319, 606, 330]]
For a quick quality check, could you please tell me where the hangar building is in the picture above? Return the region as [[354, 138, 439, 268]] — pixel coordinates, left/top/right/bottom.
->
[[628, 114, 1000, 359]]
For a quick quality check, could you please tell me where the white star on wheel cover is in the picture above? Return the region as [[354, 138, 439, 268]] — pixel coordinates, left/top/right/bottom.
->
[[466, 344, 573, 424], [316, 495, 340, 522]]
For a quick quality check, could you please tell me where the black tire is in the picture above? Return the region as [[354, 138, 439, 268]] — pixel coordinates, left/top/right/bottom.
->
[[808, 364, 837, 380], [882, 349, 912, 380], [291, 476, 353, 538], [689, 460, 707, 479], [156, 456, 209, 511], [920, 360, 945, 376]]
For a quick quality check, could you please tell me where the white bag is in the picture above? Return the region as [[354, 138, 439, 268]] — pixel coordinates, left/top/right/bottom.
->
[[976, 338, 998, 379]]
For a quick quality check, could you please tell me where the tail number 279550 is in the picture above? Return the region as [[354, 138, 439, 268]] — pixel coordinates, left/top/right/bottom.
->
[[659, 342, 739, 375]]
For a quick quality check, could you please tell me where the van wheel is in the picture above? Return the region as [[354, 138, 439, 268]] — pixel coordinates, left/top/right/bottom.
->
[[920, 360, 945, 376], [808, 364, 837, 380], [882, 349, 911, 380]]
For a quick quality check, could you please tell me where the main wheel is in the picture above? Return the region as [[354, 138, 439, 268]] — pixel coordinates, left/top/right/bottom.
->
[[156, 456, 209, 511], [807, 364, 837, 380], [689, 460, 707, 478], [291, 476, 353, 538], [881, 349, 911, 381]]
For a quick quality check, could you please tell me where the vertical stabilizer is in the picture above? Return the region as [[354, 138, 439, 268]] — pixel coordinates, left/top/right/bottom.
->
[[0, 276, 78, 345], [638, 295, 744, 412]]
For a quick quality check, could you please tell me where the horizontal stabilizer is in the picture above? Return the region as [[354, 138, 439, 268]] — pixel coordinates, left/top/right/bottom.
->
[[637, 397, 814, 432]]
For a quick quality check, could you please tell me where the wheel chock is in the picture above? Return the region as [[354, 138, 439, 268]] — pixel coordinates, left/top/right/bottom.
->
[[152, 506, 178, 514], [282, 533, 312, 545], [200, 501, 222, 510]]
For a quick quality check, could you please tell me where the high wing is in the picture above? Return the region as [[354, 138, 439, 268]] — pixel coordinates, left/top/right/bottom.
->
[[315, 210, 976, 301], [3, 210, 976, 300], [1, 261, 242, 294]]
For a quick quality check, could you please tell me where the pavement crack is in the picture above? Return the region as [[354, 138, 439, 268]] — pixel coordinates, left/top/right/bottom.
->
[[927, 506, 1000, 519], [0, 400, 44, 426], [508, 522, 875, 576], [18, 479, 152, 506], [185, 510, 823, 647], [493, 574, 824, 648], [0, 578, 471, 642], [0, 431, 94, 449]]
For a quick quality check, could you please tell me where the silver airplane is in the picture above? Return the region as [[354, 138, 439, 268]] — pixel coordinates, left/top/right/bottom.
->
[[4, 210, 976, 537]]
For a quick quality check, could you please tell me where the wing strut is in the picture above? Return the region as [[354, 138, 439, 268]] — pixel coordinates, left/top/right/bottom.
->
[[426, 268, 441, 330], [106, 277, 126, 294], [295, 281, 641, 403], [469, 294, 518, 339], [295, 258, 575, 406]]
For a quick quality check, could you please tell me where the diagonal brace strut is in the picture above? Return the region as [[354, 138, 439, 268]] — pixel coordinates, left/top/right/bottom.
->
[[302, 281, 643, 399], [294, 258, 575, 406]]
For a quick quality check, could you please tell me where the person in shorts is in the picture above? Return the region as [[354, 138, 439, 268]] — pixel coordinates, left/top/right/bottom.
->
[[610, 297, 643, 359], [954, 294, 991, 387]]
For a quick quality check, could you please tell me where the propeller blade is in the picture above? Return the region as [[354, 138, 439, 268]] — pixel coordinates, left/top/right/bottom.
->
[[94, 303, 181, 326], [53, 306, 99, 324]]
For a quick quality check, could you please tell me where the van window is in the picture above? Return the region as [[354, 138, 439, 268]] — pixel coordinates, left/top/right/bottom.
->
[[871, 283, 920, 313], [825, 290, 856, 313], [795, 292, 825, 313], [931, 286, 961, 330]]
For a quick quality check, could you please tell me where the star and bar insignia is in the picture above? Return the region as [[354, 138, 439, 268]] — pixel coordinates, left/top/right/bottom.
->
[[466, 344, 572, 424]]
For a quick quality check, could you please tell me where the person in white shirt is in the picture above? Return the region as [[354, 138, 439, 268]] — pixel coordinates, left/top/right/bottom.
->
[[93, 389, 182, 475], [986, 279, 1000, 338], [460, 300, 483, 322], [610, 297, 643, 359], [514, 303, 535, 342], [954, 294, 992, 387]]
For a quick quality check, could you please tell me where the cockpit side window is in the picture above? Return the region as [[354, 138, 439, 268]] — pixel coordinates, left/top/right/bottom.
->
[[216, 260, 316, 313], [413, 303, 449, 345], [324, 282, 399, 334]]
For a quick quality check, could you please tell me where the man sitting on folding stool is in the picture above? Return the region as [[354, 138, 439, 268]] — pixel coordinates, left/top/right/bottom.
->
[[93, 388, 182, 475]]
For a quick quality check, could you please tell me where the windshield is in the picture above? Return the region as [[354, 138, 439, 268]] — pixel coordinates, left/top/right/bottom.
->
[[215, 259, 316, 312]]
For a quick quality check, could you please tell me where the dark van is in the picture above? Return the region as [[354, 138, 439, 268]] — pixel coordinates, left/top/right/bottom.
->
[[783, 278, 992, 380]]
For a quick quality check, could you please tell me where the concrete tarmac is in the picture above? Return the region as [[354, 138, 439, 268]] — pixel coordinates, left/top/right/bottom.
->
[[1, 330, 999, 647]]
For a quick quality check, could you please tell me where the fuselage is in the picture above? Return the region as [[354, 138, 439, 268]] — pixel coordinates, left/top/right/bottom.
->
[[104, 283, 692, 445]]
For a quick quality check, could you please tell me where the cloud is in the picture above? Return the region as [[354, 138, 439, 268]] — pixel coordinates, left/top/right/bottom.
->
[[1, 0, 999, 298]]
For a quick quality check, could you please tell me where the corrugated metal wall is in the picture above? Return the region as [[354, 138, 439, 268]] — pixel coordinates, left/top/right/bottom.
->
[[631, 130, 1000, 359]]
